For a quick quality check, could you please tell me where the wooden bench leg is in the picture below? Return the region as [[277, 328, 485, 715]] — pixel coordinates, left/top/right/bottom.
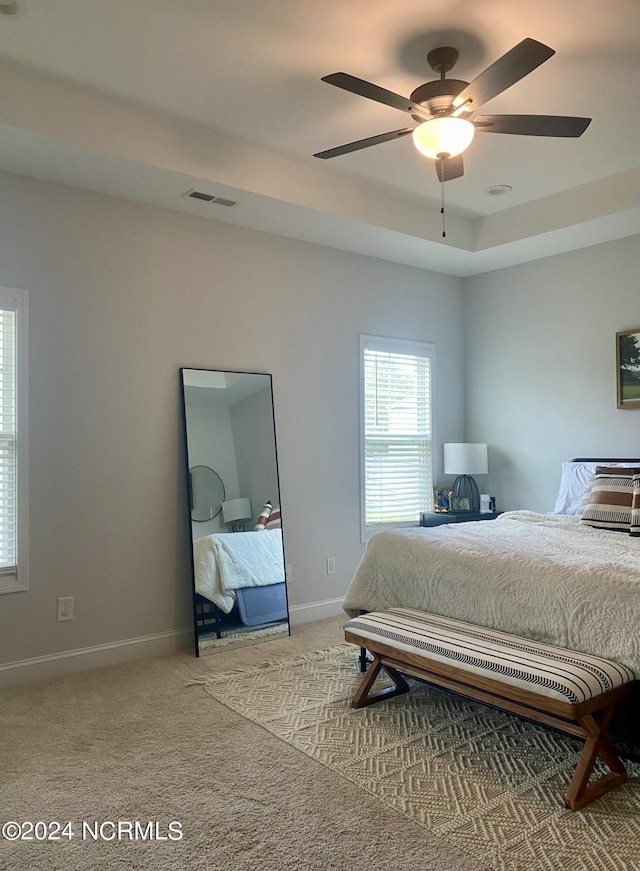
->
[[564, 703, 628, 811], [352, 654, 411, 709]]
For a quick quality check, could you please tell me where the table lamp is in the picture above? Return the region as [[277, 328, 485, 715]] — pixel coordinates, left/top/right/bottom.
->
[[443, 443, 488, 512], [222, 498, 252, 532]]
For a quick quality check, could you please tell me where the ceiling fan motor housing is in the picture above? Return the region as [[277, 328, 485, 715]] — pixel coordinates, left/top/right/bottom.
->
[[410, 79, 469, 122]]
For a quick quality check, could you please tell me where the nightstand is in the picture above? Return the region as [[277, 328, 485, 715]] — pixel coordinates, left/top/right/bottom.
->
[[419, 511, 501, 527]]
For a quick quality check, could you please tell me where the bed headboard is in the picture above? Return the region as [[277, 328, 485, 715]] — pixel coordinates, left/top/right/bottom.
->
[[554, 458, 640, 516], [571, 457, 640, 462]]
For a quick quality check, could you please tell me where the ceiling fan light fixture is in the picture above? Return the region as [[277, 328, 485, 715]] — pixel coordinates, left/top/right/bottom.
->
[[412, 117, 475, 160]]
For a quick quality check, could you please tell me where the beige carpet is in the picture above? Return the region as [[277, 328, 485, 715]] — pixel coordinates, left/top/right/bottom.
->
[[1, 616, 487, 871], [195, 644, 640, 871]]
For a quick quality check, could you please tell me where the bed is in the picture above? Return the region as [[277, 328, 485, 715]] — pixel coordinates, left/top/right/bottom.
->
[[193, 527, 287, 627], [343, 458, 640, 755]]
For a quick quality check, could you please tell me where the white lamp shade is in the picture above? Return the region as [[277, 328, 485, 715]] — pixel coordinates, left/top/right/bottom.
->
[[412, 117, 475, 159], [222, 498, 252, 523], [444, 443, 488, 475]]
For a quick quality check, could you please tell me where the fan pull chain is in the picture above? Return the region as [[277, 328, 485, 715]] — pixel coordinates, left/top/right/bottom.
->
[[440, 157, 446, 238]]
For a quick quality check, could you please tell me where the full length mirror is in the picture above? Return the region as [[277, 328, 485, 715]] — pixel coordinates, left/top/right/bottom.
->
[[180, 368, 290, 655]]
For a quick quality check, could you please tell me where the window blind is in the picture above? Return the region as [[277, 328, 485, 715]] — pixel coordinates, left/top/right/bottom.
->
[[0, 305, 17, 573], [362, 338, 433, 528]]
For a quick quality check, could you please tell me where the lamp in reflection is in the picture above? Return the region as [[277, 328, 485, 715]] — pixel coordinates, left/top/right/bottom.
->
[[222, 498, 252, 532]]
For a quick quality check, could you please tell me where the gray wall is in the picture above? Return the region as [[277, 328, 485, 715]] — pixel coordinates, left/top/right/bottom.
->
[[184, 403, 238, 536], [231, 386, 280, 528], [0, 169, 465, 667], [464, 236, 640, 512]]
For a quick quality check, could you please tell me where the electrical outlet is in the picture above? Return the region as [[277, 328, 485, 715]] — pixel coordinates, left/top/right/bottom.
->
[[57, 596, 74, 622], [326, 557, 335, 575]]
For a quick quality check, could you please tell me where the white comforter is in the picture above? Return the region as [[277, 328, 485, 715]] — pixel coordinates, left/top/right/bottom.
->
[[343, 511, 640, 672], [193, 528, 285, 614]]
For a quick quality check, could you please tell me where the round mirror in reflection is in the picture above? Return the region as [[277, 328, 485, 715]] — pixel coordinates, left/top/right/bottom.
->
[[190, 466, 225, 522]]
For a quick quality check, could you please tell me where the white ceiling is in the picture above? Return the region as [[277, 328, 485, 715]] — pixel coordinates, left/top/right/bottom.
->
[[0, 0, 638, 276]]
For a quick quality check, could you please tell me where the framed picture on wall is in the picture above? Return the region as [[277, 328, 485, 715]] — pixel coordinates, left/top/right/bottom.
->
[[616, 328, 640, 409]]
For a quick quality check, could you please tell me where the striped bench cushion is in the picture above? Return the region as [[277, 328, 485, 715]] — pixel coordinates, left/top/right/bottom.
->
[[345, 608, 636, 705]]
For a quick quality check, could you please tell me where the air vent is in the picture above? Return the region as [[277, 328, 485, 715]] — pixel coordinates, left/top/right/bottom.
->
[[183, 189, 238, 207], [211, 197, 237, 207], [189, 191, 215, 202]]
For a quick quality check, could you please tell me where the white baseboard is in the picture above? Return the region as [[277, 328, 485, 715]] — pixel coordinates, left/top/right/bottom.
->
[[1, 598, 346, 687], [0, 627, 194, 688], [288, 596, 344, 624]]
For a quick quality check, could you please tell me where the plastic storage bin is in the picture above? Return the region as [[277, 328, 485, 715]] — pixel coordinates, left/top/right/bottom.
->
[[236, 582, 288, 627]]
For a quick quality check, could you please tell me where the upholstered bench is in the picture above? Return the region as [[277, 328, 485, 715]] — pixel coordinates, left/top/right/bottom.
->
[[344, 608, 637, 811]]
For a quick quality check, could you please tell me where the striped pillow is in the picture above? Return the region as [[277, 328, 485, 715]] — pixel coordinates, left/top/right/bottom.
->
[[632, 475, 640, 537], [580, 467, 640, 532], [254, 501, 273, 531], [265, 506, 281, 529]]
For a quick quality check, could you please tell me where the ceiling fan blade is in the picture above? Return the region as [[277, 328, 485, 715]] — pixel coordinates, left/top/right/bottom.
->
[[321, 73, 429, 119], [474, 114, 591, 137], [314, 128, 413, 159], [453, 38, 555, 113], [435, 155, 464, 182]]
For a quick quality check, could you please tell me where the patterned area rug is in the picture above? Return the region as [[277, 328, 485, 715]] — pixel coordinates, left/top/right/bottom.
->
[[194, 645, 640, 871]]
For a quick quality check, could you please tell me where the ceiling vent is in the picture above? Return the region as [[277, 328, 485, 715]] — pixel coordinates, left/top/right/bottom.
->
[[183, 189, 238, 207]]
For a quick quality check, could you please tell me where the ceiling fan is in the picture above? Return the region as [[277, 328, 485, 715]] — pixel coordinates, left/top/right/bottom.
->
[[314, 38, 591, 183]]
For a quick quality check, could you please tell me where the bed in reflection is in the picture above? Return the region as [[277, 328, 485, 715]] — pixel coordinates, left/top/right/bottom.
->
[[193, 527, 287, 634]]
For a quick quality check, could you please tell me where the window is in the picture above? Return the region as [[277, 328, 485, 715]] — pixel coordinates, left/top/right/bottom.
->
[[0, 287, 28, 594], [360, 334, 434, 540]]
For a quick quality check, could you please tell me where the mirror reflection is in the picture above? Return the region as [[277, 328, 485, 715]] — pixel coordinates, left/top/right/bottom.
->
[[190, 466, 225, 522], [180, 368, 290, 655]]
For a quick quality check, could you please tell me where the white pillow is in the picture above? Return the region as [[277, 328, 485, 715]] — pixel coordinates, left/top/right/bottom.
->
[[553, 461, 640, 514]]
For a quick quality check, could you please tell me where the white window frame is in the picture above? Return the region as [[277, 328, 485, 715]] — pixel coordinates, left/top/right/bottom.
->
[[359, 334, 434, 543], [0, 286, 28, 594]]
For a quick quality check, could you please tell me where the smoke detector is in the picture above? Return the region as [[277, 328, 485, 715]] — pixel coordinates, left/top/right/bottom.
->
[[483, 185, 513, 196]]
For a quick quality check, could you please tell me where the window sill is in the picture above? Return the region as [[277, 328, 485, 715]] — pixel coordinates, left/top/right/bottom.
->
[[0, 574, 28, 594]]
